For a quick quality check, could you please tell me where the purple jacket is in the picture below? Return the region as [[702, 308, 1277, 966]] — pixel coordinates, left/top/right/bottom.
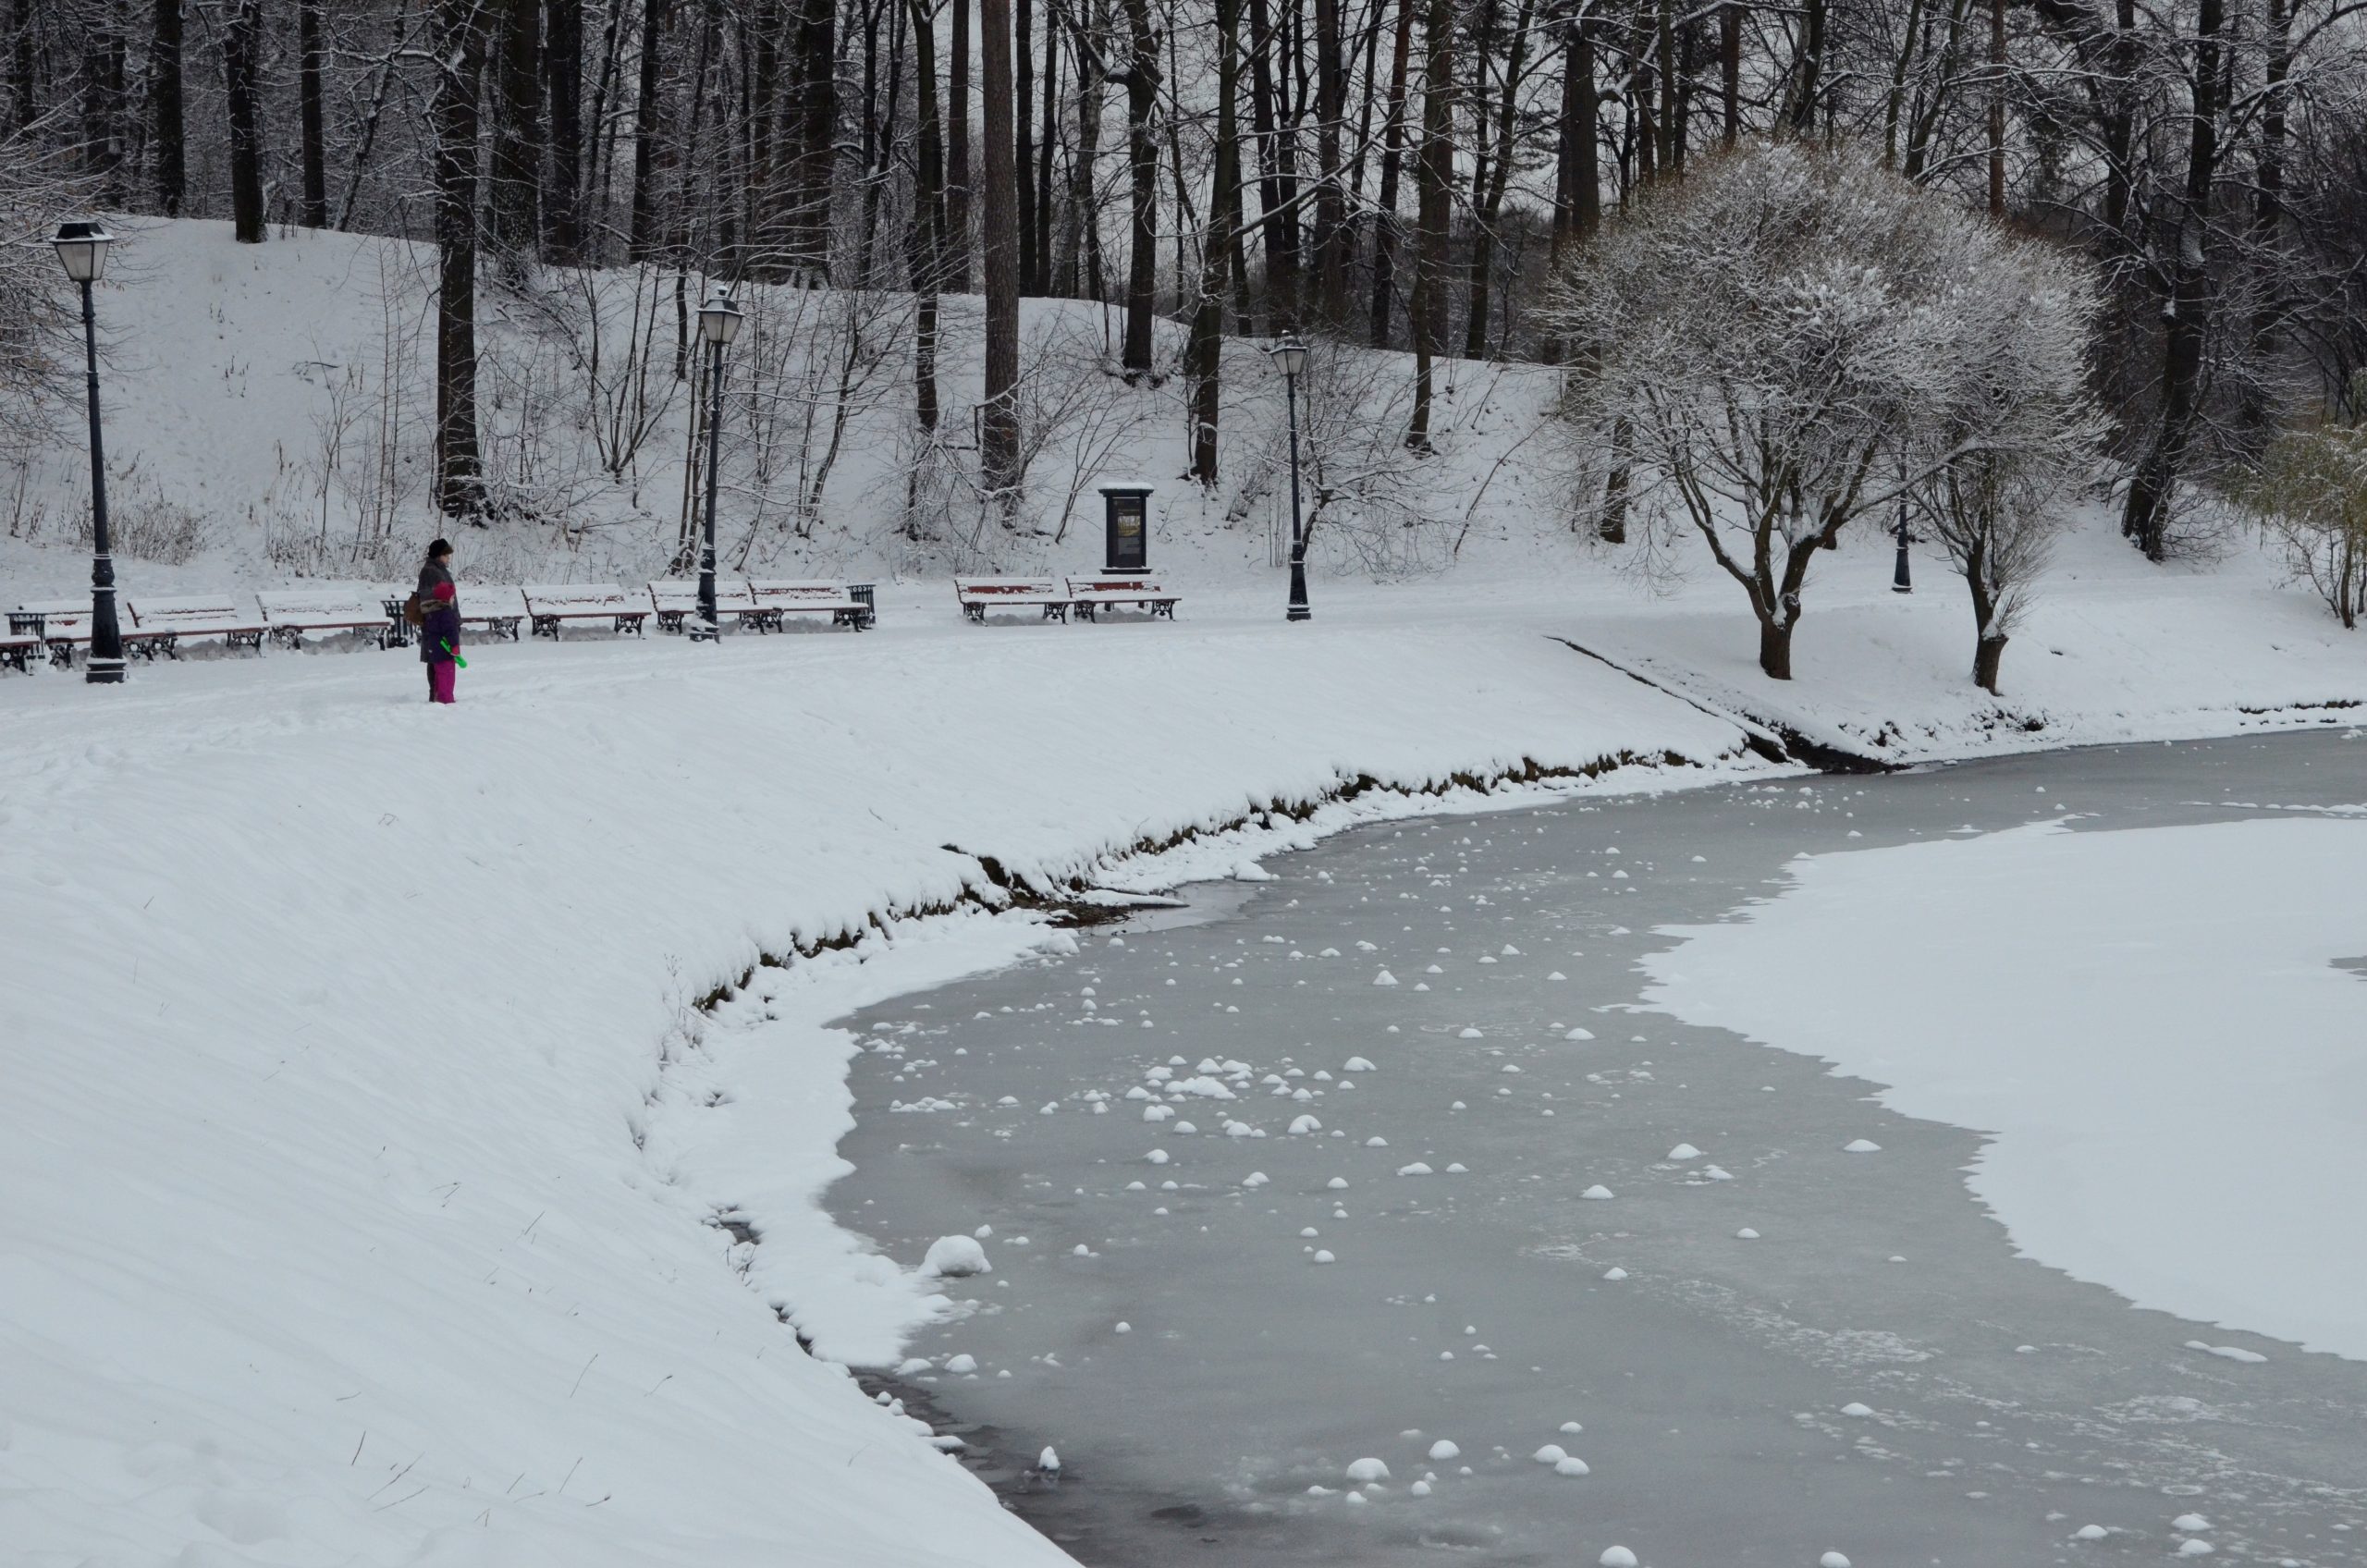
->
[[420, 594, 461, 665]]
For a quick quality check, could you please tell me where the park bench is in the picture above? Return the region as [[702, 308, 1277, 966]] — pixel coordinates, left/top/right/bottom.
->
[[0, 627, 38, 672], [956, 576, 1072, 624], [377, 584, 526, 647], [522, 583, 645, 639], [647, 579, 764, 634], [1063, 573, 1178, 621], [258, 587, 398, 649], [748, 579, 876, 630], [16, 601, 186, 667], [129, 595, 271, 655]]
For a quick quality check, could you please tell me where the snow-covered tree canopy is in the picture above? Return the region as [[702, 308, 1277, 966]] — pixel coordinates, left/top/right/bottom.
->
[[1544, 142, 2101, 680]]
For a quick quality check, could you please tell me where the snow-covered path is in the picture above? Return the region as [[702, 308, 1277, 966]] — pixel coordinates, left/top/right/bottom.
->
[[0, 593, 1750, 1566]]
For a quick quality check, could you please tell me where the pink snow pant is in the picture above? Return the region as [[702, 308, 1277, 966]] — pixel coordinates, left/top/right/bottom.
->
[[427, 662, 457, 704]]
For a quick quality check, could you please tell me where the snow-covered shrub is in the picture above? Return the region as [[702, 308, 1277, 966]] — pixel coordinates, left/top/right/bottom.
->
[[2235, 410, 2367, 629]]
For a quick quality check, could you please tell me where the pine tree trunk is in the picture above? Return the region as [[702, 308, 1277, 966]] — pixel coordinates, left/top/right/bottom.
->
[[1404, 0, 1451, 451], [629, 0, 668, 261], [153, 0, 186, 215], [948, 0, 972, 290], [908, 0, 944, 435], [224, 0, 268, 243], [1015, 0, 1036, 293], [1188, 0, 1242, 483], [980, 0, 1023, 499], [434, 0, 490, 515], [790, 0, 838, 276], [1036, 8, 1059, 293], [298, 0, 328, 227], [1367, 0, 1413, 348], [1311, 0, 1348, 324], [545, 0, 585, 261], [492, 0, 544, 260], [1120, 0, 1159, 374], [2120, 0, 2222, 559]]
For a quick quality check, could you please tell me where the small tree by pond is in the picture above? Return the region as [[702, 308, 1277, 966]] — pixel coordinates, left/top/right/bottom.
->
[[1545, 142, 2100, 683], [2236, 412, 2367, 630], [1907, 249, 2106, 694]]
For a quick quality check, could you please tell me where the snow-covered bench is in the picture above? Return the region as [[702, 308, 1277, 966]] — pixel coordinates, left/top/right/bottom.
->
[[129, 595, 271, 655], [956, 576, 1071, 624], [258, 588, 397, 648], [748, 580, 875, 631], [12, 601, 178, 667], [376, 583, 527, 647], [0, 628, 38, 673], [1063, 573, 1177, 621], [647, 579, 764, 634], [523, 583, 646, 639]]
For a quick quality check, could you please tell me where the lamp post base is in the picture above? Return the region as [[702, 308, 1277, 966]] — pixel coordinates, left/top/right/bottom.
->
[[1287, 605, 1311, 622], [84, 657, 127, 685]]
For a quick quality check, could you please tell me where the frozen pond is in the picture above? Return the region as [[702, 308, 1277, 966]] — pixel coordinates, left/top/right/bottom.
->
[[829, 731, 2367, 1568]]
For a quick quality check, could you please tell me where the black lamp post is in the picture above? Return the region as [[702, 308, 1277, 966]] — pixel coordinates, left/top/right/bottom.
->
[[692, 289, 744, 643], [1267, 337, 1310, 622], [54, 221, 124, 684]]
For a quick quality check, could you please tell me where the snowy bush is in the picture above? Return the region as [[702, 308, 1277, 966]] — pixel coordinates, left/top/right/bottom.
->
[[2234, 410, 2367, 630]]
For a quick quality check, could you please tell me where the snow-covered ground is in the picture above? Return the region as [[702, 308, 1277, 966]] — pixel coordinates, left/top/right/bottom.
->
[[5, 215, 2364, 1566], [0, 593, 1757, 1567], [1642, 813, 2367, 1362]]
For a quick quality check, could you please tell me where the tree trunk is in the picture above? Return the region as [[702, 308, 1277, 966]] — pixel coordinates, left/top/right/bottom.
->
[[1722, 2, 1739, 146], [1189, 0, 1243, 483], [1120, 0, 1159, 373], [2102, 0, 2135, 242], [1789, 0, 1824, 134], [789, 0, 838, 275], [1035, 4, 1059, 293], [1973, 634, 2007, 692], [1311, 0, 1349, 323], [1986, 0, 2005, 215], [908, 0, 944, 435], [1404, 0, 1451, 451], [1246, 0, 1299, 325], [223, 0, 267, 244], [1464, 0, 1535, 358], [153, 0, 185, 215], [980, 0, 1023, 499], [1758, 617, 1793, 680], [2119, 0, 2222, 559], [1367, 0, 1414, 347], [948, 0, 972, 289], [492, 0, 544, 260], [433, 0, 490, 514], [1059, 8, 1104, 297], [629, 0, 668, 261], [297, 0, 328, 226], [545, 0, 585, 261], [2240, 0, 2289, 435], [1015, 0, 1036, 292]]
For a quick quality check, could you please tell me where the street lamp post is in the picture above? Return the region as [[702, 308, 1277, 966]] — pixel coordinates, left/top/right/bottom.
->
[[53, 221, 124, 684], [1266, 337, 1310, 622], [692, 289, 744, 643]]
